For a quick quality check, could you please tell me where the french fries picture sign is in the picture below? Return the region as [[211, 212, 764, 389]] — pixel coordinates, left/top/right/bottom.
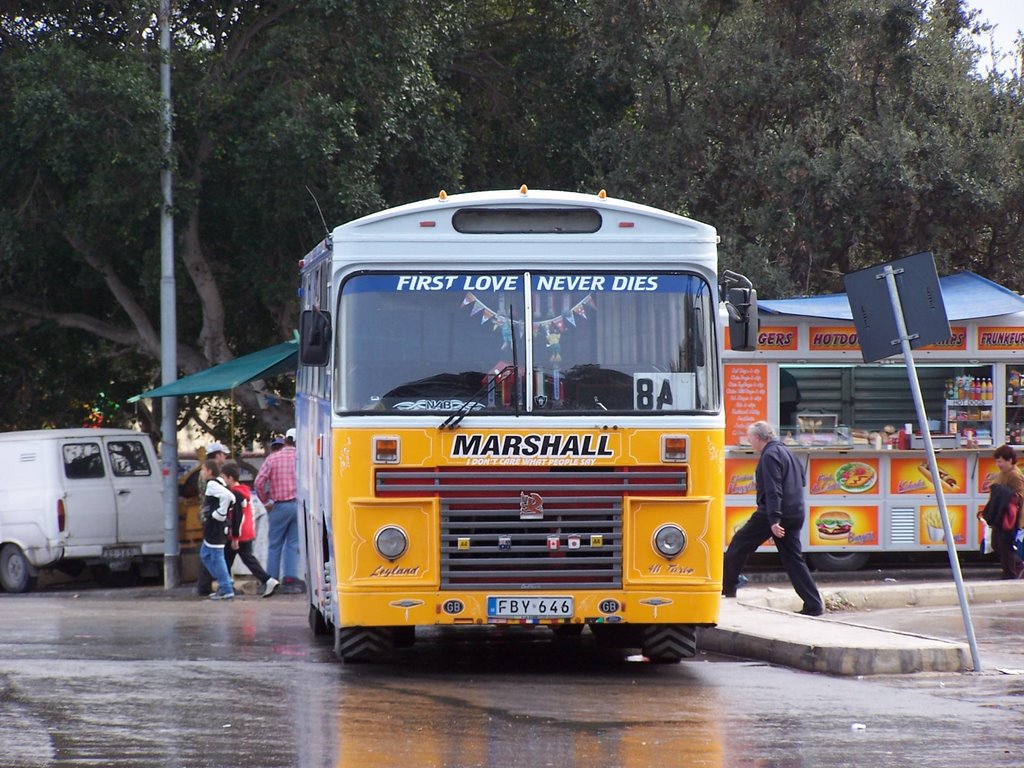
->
[[919, 505, 967, 545]]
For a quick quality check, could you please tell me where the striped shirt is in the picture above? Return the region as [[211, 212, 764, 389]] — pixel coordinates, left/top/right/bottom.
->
[[253, 445, 296, 505]]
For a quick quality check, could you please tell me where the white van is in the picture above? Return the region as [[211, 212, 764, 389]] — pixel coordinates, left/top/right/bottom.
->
[[0, 428, 165, 592]]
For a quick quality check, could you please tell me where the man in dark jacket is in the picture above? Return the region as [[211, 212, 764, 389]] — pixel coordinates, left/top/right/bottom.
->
[[723, 421, 824, 616]]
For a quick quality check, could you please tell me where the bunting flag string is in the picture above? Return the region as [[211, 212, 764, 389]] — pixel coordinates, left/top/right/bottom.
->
[[460, 293, 597, 350]]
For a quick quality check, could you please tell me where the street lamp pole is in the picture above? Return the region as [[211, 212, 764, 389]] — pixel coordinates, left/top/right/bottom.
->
[[159, 0, 180, 588]]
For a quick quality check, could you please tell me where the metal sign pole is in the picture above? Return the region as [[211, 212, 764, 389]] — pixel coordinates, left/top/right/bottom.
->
[[880, 265, 982, 671]]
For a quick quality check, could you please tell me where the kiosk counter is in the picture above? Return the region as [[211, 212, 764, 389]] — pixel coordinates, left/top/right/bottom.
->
[[723, 276, 1024, 571]]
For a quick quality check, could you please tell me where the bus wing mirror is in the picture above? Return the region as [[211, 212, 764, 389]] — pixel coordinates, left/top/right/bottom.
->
[[725, 287, 758, 351], [300, 309, 332, 366]]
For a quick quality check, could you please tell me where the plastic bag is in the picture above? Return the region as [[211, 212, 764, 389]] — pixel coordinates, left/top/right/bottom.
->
[[980, 530, 995, 555]]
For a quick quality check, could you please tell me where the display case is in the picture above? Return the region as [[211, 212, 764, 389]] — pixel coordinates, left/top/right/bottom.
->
[[944, 375, 993, 447], [794, 412, 852, 447], [1006, 366, 1024, 444]]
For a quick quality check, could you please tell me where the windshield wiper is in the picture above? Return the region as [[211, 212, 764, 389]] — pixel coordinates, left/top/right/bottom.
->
[[438, 365, 516, 430], [438, 307, 520, 430]]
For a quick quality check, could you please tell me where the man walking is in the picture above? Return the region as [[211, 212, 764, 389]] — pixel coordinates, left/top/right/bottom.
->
[[253, 429, 302, 592], [723, 420, 824, 616]]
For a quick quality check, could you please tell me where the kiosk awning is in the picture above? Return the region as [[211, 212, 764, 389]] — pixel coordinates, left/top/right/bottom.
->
[[128, 340, 297, 402], [759, 271, 1024, 321]]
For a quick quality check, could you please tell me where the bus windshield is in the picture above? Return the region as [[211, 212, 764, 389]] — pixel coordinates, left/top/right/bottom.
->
[[337, 271, 719, 415]]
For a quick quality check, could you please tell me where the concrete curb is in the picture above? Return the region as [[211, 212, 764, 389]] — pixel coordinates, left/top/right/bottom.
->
[[697, 579, 1023, 676], [738, 578, 1024, 612], [700, 604, 971, 675]]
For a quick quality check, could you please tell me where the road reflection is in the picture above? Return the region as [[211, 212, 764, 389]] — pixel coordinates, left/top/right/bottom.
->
[[328, 626, 725, 768]]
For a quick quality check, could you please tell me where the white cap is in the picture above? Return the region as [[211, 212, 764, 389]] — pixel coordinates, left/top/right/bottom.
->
[[285, 428, 296, 441], [205, 441, 229, 456]]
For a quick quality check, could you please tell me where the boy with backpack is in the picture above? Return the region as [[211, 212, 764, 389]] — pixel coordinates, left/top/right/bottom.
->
[[221, 463, 279, 598]]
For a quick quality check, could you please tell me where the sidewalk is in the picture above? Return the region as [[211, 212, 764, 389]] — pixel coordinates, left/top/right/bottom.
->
[[699, 578, 1024, 676]]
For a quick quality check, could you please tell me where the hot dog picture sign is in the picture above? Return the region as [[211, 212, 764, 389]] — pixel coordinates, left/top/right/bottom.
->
[[889, 457, 966, 495]]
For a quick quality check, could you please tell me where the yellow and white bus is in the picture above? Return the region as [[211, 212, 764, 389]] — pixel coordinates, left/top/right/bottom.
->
[[296, 187, 755, 662]]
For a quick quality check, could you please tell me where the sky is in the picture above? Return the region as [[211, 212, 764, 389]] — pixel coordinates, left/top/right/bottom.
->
[[968, 0, 1022, 73]]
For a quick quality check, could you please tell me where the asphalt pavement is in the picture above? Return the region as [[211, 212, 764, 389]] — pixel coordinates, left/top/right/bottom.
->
[[701, 575, 1024, 675], [32, 563, 1024, 676]]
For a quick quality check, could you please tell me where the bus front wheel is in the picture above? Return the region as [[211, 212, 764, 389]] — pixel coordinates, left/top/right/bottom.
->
[[309, 604, 331, 637], [641, 624, 697, 663], [335, 626, 414, 662]]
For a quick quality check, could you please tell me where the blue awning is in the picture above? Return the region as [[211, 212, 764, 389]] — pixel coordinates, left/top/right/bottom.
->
[[759, 271, 1024, 321], [128, 340, 297, 402]]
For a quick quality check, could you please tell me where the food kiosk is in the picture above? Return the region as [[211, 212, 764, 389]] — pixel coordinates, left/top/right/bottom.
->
[[723, 272, 1024, 570]]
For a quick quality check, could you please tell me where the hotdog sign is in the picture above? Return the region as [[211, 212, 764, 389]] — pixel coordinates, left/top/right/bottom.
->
[[889, 457, 966, 495]]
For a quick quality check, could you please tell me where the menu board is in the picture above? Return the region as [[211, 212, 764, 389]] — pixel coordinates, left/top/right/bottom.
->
[[725, 458, 758, 495], [919, 505, 967, 545], [724, 364, 767, 446], [808, 457, 880, 495], [889, 457, 967, 494], [807, 505, 880, 547]]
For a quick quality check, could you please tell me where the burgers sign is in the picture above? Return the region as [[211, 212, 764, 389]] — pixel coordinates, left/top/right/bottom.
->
[[808, 506, 879, 547]]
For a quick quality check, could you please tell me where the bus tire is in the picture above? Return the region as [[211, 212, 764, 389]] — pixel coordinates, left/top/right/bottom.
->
[[335, 626, 395, 662], [308, 604, 331, 637], [0, 544, 38, 594], [641, 624, 697, 663], [809, 552, 870, 572]]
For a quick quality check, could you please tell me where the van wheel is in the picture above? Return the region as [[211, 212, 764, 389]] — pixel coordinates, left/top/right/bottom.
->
[[0, 544, 38, 593]]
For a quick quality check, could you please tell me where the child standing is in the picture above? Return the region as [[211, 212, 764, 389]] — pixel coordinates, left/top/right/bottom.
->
[[199, 459, 236, 600]]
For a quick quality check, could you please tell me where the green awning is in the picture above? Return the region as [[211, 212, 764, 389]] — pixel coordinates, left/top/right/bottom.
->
[[128, 340, 297, 402]]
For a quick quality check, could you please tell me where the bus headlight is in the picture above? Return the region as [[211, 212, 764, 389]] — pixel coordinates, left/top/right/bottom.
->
[[653, 524, 686, 559], [374, 525, 408, 561]]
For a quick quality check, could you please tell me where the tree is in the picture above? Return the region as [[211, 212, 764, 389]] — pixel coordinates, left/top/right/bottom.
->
[[0, 0, 466, 441], [581, 0, 1024, 296]]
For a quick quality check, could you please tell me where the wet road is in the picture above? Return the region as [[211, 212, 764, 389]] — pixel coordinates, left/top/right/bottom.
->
[[1, 586, 1023, 768]]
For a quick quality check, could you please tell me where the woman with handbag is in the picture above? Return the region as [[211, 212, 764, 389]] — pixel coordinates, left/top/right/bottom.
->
[[978, 444, 1024, 579]]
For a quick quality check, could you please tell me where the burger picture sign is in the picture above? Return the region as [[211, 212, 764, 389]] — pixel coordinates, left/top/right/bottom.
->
[[816, 510, 853, 540], [808, 506, 879, 547]]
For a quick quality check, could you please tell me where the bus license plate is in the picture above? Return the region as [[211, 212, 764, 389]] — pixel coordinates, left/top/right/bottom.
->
[[487, 596, 573, 619]]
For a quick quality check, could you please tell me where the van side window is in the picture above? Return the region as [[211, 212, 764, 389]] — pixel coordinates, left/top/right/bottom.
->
[[63, 443, 105, 479], [108, 441, 152, 477]]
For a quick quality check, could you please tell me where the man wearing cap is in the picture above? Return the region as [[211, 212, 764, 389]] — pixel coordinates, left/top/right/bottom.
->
[[196, 441, 230, 597], [253, 429, 302, 592]]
